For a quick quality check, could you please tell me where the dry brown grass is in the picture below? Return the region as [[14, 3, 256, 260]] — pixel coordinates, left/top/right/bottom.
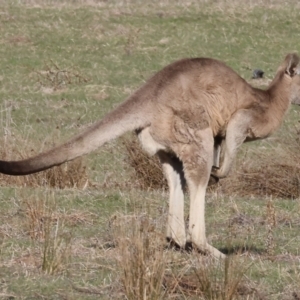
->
[[110, 212, 256, 300], [111, 213, 166, 300], [40, 195, 72, 275], [16, 192, 73, 275], [189, 255, 253, 300], [265, 198, 276, 257], [33, 60, 90, 93], [24, 194, 92, 240], [217, 163, 300, 199], [217, 143, 300, 199], [123, 135, 168, 191], [155, 243, 257, 299]]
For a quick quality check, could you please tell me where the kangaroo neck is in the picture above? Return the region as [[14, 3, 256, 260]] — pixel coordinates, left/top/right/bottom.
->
[[267, 73, 291, 116]]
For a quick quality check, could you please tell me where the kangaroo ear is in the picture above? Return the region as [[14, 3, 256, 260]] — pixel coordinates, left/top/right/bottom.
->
[[285, 53, 300, 76]]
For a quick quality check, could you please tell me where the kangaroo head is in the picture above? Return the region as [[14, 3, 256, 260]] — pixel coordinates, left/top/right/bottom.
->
[[283, 53, 300, 105]]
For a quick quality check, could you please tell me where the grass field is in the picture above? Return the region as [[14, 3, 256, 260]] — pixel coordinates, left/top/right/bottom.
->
[[1, 0, 300, 299]]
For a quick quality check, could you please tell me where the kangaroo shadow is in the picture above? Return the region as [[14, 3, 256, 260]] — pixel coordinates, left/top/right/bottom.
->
[[165, 238, 265, 256], [218, 244, 265, 255]]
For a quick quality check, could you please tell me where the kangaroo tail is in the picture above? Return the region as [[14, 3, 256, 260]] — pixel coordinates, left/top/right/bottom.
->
[[0, 94, 150, 175]]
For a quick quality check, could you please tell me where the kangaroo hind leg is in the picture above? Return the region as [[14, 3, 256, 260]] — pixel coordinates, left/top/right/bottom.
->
[[179, 128, 225, 259], [138, 126, 186, 246], [158, 151, 186, 248]]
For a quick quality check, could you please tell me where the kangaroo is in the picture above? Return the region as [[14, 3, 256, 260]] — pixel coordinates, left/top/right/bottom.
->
[[0, 53, 299, 258]]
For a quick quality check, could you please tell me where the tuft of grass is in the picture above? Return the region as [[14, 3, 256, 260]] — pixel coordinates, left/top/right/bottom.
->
[[123, 135, 168, 191], [193, 257, 251, 300], [24, 194, 47, 240], [42, 216, 72, 275], [164, 253, 254, 299], [111, 213, 166, 300], [265, 198, 276, 258], [21, 192, 72, 275], [40, 193, 72, 275]]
